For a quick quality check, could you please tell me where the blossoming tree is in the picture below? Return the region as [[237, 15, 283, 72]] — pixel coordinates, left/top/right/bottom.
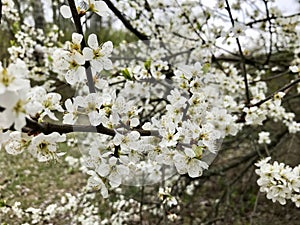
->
[[0, 0, 300, 223]]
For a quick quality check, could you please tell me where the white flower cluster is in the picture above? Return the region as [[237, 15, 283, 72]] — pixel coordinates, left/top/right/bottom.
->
[[8, 23, 63, 82], [0, 0, 299, 211], [242, 88, 300, 133], [1, 0, 19, 21], [2, 131, 66, 162], [53, 33, 113, 85], [255, 157, 300, 207], [60, 0, 109, 19], [158, 187, 178, 207], [98, 187, 180, 224], [0, 60, 60, 131], [75, 61, 240, 197]]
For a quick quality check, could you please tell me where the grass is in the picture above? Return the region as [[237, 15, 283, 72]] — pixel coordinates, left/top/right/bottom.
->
[[0, 142, 87, 223]]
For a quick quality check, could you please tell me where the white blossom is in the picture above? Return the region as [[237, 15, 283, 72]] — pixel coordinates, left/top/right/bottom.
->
[[258, 131, 271, 144], [0, 91, 28, 130], [83, 33, 113, 72], [0, 59, 30, 94], [28, 132, 66, 162], [174, 148, 209, 178]]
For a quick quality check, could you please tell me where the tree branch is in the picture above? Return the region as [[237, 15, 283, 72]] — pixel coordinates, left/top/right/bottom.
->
[[250, 77, 300, 108], [246, 12, 300, 27], [102, 0, 149, 41], [24, 118, 159, 137], [262, 0, 273, 65], [0, 0, 2, 24], [225, 0, 251, 105]]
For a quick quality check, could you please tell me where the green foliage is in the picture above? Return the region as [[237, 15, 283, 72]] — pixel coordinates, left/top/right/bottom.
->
[[202, 63, 210, 74], [144, 59, 151, 70], [122, 68, 133, 80]]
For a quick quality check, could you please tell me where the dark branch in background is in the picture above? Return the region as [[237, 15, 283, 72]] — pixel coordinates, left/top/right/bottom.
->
[[235, 77, 300, 123], [250, 77, 300, 108], [225, 0, 251, 105], [102, 0, 149, 40], [263, 0, 273, 65], [246, 12, 300, 27], [67, 0, 96, 93], [251, 69, 290, 83], [0, 0, 2, 24], [173, 128, 288, 205]]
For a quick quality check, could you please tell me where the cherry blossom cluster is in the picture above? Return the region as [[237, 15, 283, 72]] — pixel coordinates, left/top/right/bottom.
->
[[1, 131, 66, 162], [1, 0, 19, 21], [60, 0, 109, 19], [74, 60, 239, 197], [0, 0, 299, 210], [0, 51, 66, 161], [255, 157, 300, 207], [53, 32, 113, 85]]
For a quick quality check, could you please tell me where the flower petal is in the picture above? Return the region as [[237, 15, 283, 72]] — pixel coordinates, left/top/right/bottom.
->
[[73, 52, 85, 65], [101, 41, 113, 55], [60, 5, 72, 18], [72, 33, 83, 45], [87, 33, 99, 49], [101, 58, 113, 70], [91, 60, 104, 72], [82, 47, 94, 61], [88, 111, 102, 126], [94, 1, 109, 17]]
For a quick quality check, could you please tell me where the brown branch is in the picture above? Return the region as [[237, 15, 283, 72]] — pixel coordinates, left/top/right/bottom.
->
[[250, 77, 300, 108], [251, 69, 290, 83], [0, 0, 2, 24], [102, 0, 149, 41], [24, 118, 159, 137], [212, 55, 261, 67], [263, 0, 273, 65], [246, 12, 300, 27]]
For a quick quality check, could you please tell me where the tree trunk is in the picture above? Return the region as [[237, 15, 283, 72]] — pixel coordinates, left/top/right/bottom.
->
[[31, 0, 45, 30]]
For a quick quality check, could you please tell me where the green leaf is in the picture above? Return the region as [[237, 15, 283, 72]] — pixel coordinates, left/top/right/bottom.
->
[[0, 199, 7, 207], [10, 40, 15, 46], [48, 55, 53, 63], [194, 146, 203, 159], [202, 63, 210, 74], [122, 68, 133, 80], [144, 59, 151, 70]]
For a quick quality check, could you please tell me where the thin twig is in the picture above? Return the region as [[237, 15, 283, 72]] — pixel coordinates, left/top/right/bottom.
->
[[225, 0, 251, 105], [102, 0, 149, 41], [250, 77, 300, 108], [251, 69, 290, 83], [249, 191, 260, 225], [246, 12, 300, 27], [263, 0, 273, 65]]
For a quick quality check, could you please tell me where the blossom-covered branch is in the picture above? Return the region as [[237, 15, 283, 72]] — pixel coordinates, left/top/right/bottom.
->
[[67, 0, 96, 93]]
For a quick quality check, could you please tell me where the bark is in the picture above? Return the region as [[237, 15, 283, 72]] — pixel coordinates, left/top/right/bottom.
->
[[31, 0, 45, 30]]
